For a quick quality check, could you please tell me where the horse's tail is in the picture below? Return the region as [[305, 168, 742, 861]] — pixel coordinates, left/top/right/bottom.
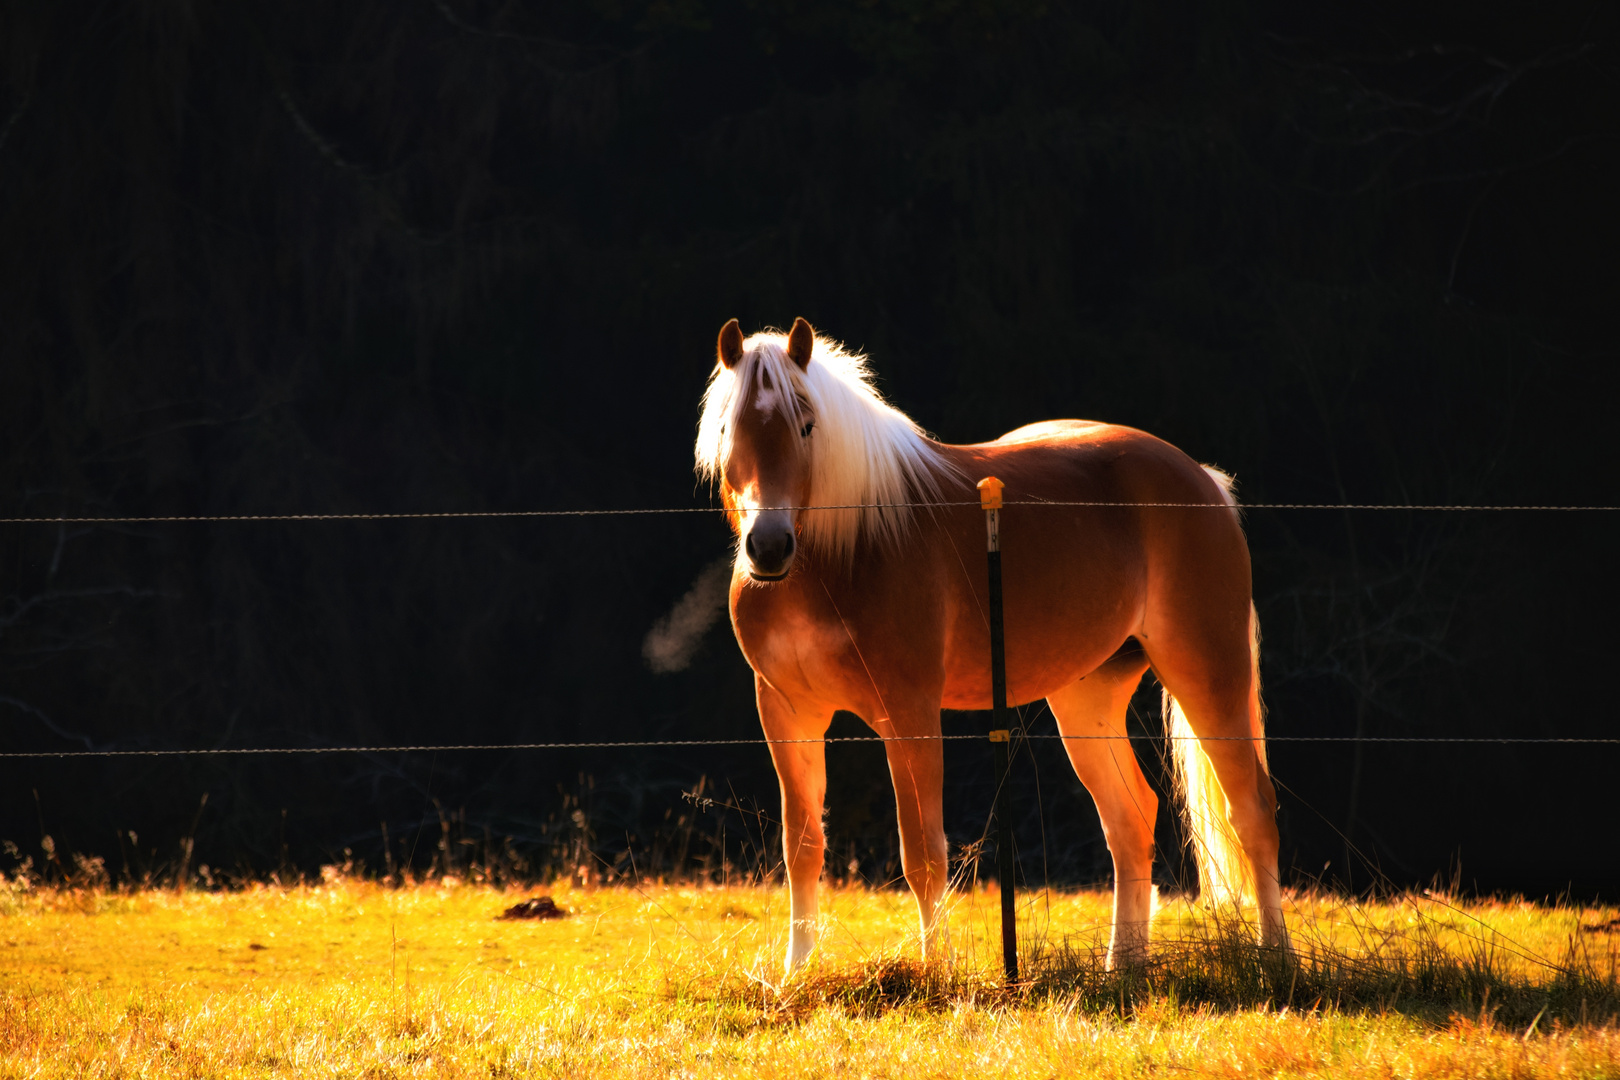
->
[[1166, 600, 1266, 906]]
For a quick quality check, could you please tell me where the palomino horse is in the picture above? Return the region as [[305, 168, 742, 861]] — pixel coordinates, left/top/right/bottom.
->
[[696, 317, 1287, 973]]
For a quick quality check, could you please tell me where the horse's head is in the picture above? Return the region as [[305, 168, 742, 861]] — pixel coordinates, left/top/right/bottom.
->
[[710, 317, 817, 582], [697, 316, 949, 577]]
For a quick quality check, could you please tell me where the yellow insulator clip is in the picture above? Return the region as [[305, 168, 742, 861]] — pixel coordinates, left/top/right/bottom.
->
[[976, 476, 1004, 510], [988, 729, 1010, 743]]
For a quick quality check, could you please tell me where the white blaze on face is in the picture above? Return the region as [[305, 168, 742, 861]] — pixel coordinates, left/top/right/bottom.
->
[[727, 357, 806, 580], [731, 481, 796, 577], [732, 483, 764, 538], [730, 484, 764, 568], [734, 486, 792, 520], [753, 362, 781, 416]]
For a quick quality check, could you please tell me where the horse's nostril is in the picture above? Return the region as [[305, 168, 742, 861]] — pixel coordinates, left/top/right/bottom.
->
[[783, 534, 795, 557], [745, 533, 758, 560]]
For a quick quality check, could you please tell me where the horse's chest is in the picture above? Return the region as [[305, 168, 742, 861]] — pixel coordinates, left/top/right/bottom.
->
[[733, 602, 852, 702]]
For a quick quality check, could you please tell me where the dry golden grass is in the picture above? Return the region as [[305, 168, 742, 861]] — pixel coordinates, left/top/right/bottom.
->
[[0, 875, 1617, 1077]]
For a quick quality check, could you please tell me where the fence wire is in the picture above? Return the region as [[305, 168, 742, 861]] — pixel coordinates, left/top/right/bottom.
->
[[1, 501, 1618, 526], [4, 732, 1617, 759], [2, 496, 1614, 758]]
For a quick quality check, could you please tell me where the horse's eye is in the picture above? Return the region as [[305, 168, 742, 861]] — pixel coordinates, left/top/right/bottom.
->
[[801, 420, 815, 438]]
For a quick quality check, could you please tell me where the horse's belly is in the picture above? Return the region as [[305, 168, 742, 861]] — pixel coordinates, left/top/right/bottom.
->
[[937, 568, 1144, 710], [938, 630, 1134, 710]]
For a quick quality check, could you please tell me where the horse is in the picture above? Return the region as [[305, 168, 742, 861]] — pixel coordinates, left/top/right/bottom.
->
[[695, 316, 1287, 974]]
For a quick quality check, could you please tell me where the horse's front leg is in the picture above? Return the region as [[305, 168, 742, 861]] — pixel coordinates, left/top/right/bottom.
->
[[881, 707, 950, 960], [756, 675, 833, 975]]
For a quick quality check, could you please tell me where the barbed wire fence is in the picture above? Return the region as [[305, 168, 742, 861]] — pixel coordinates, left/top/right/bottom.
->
[[0, 732, 1615, 760], [2, 497, 1615, 893], [2, 498, 1615, 757], [3, 500, 1617, 526]]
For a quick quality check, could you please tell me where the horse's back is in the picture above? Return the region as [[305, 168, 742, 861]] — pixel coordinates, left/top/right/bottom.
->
[[957, 419, 1220, 504], [980, 419, 1110, 447], [976, 419, 1251, 587]]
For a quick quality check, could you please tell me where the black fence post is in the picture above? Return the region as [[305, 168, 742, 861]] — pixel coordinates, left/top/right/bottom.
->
[[977, 476, 1018, 984]]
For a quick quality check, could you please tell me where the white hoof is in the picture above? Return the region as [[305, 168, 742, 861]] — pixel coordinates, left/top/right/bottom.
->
[[785, 918, 816, 975]]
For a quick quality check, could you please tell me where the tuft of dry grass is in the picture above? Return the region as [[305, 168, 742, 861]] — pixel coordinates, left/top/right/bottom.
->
[[1019, 890, 1620, 1029], [0, 875, 1616, 1077]]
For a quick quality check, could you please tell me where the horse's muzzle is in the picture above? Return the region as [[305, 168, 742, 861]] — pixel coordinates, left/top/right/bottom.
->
[[744, 515, 796, 581]]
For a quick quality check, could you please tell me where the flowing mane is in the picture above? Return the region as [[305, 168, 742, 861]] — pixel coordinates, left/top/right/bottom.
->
[[694, 329, 958, 563]]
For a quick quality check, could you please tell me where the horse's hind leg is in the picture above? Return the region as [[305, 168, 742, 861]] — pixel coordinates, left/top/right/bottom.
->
[[1173, 689, 1286, 947], [755, 676, 834, 975], [1146, 623, 1288, 950], [1046, 644, 1157, 967]]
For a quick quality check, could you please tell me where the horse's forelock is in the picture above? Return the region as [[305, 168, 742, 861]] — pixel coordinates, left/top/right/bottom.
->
[[726, 345, 805, 443], [695, 339, 802, 482]]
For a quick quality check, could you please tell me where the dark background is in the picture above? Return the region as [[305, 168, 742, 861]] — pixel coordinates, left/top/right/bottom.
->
[[1, 0, 1616, 896]]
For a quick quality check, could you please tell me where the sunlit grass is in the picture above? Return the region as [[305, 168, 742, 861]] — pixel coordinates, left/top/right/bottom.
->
[[1, 875, 1617, 1077]]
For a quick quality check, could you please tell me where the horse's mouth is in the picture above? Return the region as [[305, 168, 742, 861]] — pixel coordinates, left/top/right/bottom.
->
[[748, 569, 790, 583]]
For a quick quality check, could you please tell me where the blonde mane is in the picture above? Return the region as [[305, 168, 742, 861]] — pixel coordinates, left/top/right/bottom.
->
[[695, 329, 958, 563]]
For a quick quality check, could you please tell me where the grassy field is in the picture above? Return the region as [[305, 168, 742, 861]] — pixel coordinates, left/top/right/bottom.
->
[[1, 874, 1618, 1078]]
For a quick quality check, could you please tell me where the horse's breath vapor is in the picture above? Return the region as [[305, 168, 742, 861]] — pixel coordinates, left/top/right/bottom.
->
[[643, 558, 732, 673]]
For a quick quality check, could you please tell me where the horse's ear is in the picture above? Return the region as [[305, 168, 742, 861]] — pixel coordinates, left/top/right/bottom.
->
[[717, 319, 745, 369], [787, 317, 814, 371]]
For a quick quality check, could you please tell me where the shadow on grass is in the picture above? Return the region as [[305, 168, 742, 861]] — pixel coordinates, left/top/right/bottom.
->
[[701, 896, 1620, 1029]]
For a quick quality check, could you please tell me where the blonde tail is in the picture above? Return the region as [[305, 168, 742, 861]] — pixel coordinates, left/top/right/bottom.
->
[[1167, 602, 1266, 906]]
